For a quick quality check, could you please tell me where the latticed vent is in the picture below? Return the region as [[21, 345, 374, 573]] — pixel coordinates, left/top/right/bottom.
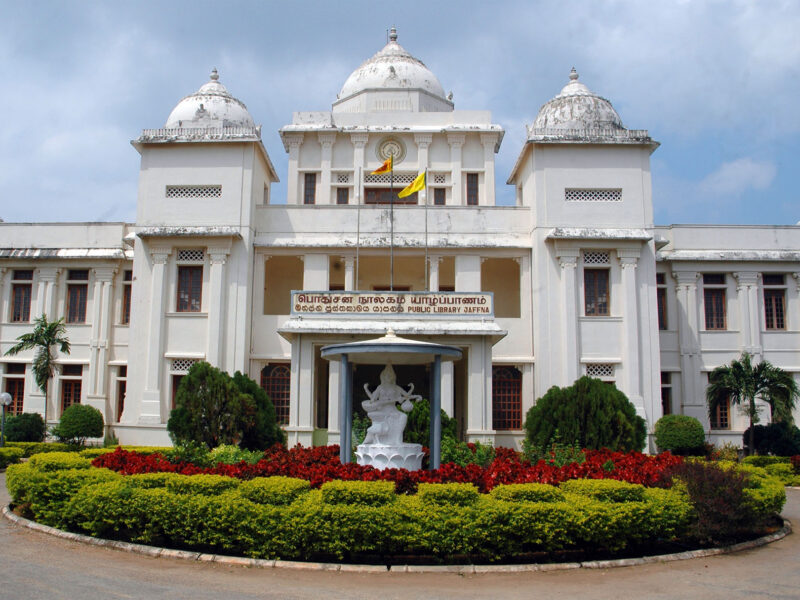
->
[[565, 188, 622, 202], [177, 249, 205, 263], [166, 185, 222, 199], [336, 172, 351, 184], [364, 172, 417, 185], [585, 363, 614, 378], [171, 359, 198, 373], [583, 251, 610, 265], [433, 173, 447, 184]]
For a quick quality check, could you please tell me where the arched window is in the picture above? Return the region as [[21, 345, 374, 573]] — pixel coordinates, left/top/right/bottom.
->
[[492, 366, 522, 430], [261, 363, 291, 425]]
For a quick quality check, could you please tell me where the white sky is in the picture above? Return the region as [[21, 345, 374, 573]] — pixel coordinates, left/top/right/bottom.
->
[[1, 0, 798, 225]]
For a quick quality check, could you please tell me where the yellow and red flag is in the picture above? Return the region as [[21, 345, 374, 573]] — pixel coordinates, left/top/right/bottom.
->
[[371, 156, 393, 175], [398, 172, 425, 198]]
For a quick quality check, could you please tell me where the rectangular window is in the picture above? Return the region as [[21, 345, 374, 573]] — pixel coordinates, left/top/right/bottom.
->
[[660, 372, 672, 416], [5, 376, 24, 416], [492, 366, 522, 430], [303, 173, 317, 205], [703, 274, 726, 330], [116, 366, 127, 422], [261, 363, 291, 425], [61, 378, 82, 413], [584, 269, 610, 316], [121, 270, 132, 325], [710, 397, 730, 430], [177, 266, 203, 312], [656, 273, 667, 330], [466, 173, 479, 206], [336, 187, 349, 205], [66, 270, 89, 324], [763, 274, 786, 331], [364, 188, 417, 205], [433, 188, 446, 206], [11, 284, 32, 323]]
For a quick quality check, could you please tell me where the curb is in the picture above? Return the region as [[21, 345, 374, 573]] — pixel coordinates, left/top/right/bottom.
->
[[2, 504, 792, 573]]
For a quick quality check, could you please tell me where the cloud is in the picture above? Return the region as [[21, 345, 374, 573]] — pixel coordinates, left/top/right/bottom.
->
[[698, 158, 777, 197]]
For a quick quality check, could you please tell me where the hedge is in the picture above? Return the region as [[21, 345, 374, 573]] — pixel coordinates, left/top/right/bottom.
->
[[0, 447, 25, 469], [6, 453, 785, 563], [79, 446, 173, 460], [5, 442, 75, 457]]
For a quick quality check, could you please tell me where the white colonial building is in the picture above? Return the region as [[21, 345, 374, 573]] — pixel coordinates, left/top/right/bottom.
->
[[1, 30, 798, 449]]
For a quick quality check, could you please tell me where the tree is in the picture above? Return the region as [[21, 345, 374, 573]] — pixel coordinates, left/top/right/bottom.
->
[[231, 370, 286, 449], [707, 352, 799, 455], [4, 314, 70, 429], [524, 376, 647, 452], [52, 404, 104, 446]]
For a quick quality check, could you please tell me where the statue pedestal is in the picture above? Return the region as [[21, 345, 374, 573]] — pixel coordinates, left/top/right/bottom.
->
[[356, 443, 425, 471]]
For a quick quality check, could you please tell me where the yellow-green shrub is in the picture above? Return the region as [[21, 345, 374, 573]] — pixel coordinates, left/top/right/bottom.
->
[[6, 442, 74, 457], [125, 472, 185, 489], [24, 468, 121, 528], [239, 476, 310, 505], [163, 473, 239, 496], [489, 483, 564, 503], [417, 482, 479, 506], [0, 447, 25, 468], [28, 452, 92, 472], [320, 480, 396, 507], [560, 478, 646, 502]]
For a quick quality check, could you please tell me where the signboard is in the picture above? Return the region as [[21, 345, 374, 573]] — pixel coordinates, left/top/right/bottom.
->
[[291, 291, 494, 318]]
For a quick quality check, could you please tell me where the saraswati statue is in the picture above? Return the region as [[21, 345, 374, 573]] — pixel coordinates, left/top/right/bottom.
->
[[355, 364, 425, 470]]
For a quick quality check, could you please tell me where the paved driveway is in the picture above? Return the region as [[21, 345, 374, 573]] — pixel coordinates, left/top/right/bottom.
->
[[1, 472, 798, 600]]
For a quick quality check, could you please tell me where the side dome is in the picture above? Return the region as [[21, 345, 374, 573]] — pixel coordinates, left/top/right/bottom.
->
[[334, 27, 452, 112], [533, 68, 624, 130], [165, 69, 255, 129]]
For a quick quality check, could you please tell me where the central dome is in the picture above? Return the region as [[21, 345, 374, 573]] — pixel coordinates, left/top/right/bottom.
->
[[334, 27, 451, 112], [165, 69, 255, 129]]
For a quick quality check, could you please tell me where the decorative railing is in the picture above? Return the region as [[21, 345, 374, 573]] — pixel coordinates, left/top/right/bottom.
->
[[527, 127, 651, 141], [137, 126, 261, 142]]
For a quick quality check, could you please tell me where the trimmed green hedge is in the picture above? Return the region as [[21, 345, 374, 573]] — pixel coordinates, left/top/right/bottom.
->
[[0, 447, 25, 468], [79, 446, 173, 459], [742, 455, 789, 468], [5, 452, 785, 563], [5, 442, 75, 457]]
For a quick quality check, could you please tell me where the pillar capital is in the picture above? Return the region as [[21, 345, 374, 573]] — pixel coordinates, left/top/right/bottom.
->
[[446, 133, 465, 147], [733, 271, 760, 290], [92, 266, 117, 282], [317, 132, 336, 148], [413, 133, 433, 147], [671, 270, 698, 289], [349, 132, 368, 147]]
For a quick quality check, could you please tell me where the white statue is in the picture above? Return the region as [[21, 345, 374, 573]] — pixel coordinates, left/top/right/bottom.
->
[[361, 364, 421, 445]]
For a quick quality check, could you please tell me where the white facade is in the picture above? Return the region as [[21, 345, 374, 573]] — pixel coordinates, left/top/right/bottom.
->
[[1, 31, 798, 449]]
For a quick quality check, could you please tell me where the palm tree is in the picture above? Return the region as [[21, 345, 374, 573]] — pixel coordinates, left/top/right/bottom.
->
[[706, 352, 799, 455], [5, 314, 71, 429]]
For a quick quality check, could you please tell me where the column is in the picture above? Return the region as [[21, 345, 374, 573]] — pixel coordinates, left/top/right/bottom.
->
[[284, 134, 303, 204], [338, 354, 351, 464], [327, 360, 340, 444], [480, 133, 498, 206], [447, 133, 465, 206], [733, 272, 760, 356], [428, 256, 441, 292], [86, 267, 116, 423], [0, 268, 7, 323], [454, 255, 480, 291], [206, 247, 230, 367], [140, 247, 170, 424], [440, 361, 454, 416], [343, 256, 355, 291], [302, 254, 328, 290], [350, 133, 368, 204], [618, 250, 643, 416], [672, 271, 703, 421], [35, 268, 60, 318], [318, 132, 336, 205], [556, 249, 580, 384], [429, 355, 442, 470], [414, 133, 432, 205]]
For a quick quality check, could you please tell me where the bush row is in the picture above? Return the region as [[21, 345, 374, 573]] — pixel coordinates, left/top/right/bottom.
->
[[6, 459, 695, 561], [0, 447, 25, 469]]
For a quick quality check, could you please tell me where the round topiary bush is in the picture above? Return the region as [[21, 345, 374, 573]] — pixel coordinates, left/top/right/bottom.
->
[[654, 415, 706, 455], [52, 404, 104, 446], [524, 376, 646, 452], [5, 412, 46, 442]]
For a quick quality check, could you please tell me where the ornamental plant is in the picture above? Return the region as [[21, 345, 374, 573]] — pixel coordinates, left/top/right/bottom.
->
[[402, 398, 458, 446], [4, 412, 46, 442], [52, 404, 104, 447], [524, 376, 647, 452], [654, 415, 706, 456]]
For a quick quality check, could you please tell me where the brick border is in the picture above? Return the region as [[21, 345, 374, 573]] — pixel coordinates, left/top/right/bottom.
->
[[2, 504, 792, 573]]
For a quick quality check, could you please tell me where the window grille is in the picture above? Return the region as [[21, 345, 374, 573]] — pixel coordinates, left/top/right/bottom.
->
[[336, 173, 351, 184], [261, 363, 291, 425], [565, 188, 622, 202], [764, 289, 786, 330], [466, 173, 479, 205], [433, 173, 446, 184], [364, 172, 417, 185], [166, 185, 221, 199], [5, 378, 24, 416], [584, 269, 610, 316], [585, 363, 614, 378], [177, 249, 204, 263], [170, 358, 198, 373], [583, 251, 610, 265], [492, 366, 522, 430]]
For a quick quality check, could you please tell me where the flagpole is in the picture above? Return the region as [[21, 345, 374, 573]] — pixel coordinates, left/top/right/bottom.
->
[[390, 153, 394, 292], [424, 168, 429, 291], [355, 166, 361, 291]]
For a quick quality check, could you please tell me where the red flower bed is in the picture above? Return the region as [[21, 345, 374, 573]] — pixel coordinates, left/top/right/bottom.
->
[[92, 445, 682, 493]]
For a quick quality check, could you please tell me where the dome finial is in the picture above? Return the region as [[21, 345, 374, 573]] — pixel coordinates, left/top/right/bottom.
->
[[210, 68, 219, 82], [569, 67, 579, 81], [389, 26, 398, 42]]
